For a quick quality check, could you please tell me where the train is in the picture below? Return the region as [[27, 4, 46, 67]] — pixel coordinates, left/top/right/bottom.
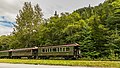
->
[[0, 44, 81, 60]]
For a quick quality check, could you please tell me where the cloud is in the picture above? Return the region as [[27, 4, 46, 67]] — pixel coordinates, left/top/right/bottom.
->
[[0, 0, 105, 21], [0, 25, 13, 36], [38, 0, 105, 18], [0, 0, 21, 21], [0, 0, 105, 35], [0, 16, 14, 27], [0, 16, 14, 36]]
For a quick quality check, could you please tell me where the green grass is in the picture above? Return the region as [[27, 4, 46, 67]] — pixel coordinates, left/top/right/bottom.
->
[[0, 59, 120, 68]]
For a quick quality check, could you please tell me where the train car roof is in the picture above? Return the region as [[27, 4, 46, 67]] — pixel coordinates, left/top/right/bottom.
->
[[39, 43, 80, 48], [11, 47, 38, 52], [0, 44, 79, 52], [0, 50, 10, 52], [12, 44, 79, 51]]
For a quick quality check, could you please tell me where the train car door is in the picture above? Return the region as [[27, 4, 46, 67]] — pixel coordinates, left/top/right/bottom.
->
[[9, 51, 12, 58], [32, 49, 38, 59], [74, 46, 80, 57]]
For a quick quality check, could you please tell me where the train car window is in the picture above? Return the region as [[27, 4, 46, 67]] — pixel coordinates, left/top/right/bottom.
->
[[66, 47, 70, 51], [79, 50, 81, 54], [53, 48, 56, 52], [47, 48, 49, 52], [63, 48, 66, 52], [50, 48, 52, 52], [57, 48, 59, 52], [45, 49, 47, 52], [48, 48, 50, 52], [47, 49, 48, 52], [42, 49, 45, 52], [60, 48, 62, 52]]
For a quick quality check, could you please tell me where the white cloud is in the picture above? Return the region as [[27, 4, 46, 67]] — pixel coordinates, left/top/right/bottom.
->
[[0, 25, 13, 36], [0, 0, 105, 21], [0, 0, 105, 35]]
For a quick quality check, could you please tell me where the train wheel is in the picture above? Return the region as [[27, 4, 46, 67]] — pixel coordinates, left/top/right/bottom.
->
[[71, 57, 77, 60], [64, 57, 69, 60]]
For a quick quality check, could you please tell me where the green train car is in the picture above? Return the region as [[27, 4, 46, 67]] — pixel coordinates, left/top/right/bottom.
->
[[0, 50, 12, 58], [11, 47, 38, 59], [38, 44, 81, 59], [0, 44, 81, 59]]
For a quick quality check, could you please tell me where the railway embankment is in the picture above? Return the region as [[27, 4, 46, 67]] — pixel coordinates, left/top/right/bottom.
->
[[0, 59, 119, 68]]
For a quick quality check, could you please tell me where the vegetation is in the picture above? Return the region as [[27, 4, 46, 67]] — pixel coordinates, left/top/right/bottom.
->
[[0, 59, 120, 68], [0, 0, 120, 60]]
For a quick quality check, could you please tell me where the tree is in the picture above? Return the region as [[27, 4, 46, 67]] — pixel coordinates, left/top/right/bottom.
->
[[14, 2, 43, 48], [105, 0, 120, 59], [0, 36, 11, 50]]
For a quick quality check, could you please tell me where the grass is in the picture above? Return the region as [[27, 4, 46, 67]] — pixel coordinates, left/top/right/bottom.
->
[[0, 59, 120, 68]]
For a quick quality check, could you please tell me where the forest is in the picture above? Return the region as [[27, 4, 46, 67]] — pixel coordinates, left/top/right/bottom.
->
[[0, 0, 120, 59]]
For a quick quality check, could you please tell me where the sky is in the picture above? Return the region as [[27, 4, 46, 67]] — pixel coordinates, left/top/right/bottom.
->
[[0, 0, 105, 36]]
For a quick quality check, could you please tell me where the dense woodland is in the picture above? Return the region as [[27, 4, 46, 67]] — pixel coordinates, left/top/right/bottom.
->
[[0, 0, 120, 59]]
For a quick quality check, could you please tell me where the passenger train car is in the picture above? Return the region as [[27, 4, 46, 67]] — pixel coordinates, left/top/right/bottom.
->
[[0, 44, 81, 59]]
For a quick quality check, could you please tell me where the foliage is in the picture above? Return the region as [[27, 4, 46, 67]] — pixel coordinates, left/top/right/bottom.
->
[[13, 2, 43, 48], [0, 0, 120, 60]]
